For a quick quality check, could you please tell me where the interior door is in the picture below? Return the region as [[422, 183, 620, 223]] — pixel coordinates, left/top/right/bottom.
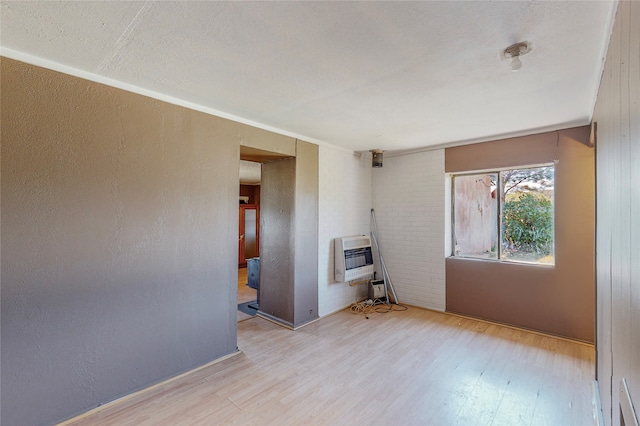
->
[[239, 204, 259, 267]]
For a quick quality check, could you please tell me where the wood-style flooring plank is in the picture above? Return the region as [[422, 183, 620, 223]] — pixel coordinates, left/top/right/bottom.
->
[[64, 306, 594, 426]]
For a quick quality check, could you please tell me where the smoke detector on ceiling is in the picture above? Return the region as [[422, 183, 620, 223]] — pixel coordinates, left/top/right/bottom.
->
[[501, 41, 532, 72]]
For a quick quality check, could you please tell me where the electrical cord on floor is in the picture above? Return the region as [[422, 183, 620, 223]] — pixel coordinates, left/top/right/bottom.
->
[[349, 301, 376, 316], [374, 303, 408, 313], [349, 299, 408, 317]]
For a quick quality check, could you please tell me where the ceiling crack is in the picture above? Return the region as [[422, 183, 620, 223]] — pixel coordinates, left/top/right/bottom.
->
[[94, 1, 154, 74]]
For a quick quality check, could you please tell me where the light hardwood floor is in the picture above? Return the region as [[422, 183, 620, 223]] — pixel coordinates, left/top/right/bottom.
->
[[65, 306, 595, 426]]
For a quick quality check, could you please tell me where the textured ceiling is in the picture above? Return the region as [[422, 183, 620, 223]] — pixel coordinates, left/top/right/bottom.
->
[[0, 1, 615, 152]]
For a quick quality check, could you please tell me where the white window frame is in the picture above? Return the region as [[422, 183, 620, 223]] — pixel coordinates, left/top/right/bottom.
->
[[449, 163, 555, 266]]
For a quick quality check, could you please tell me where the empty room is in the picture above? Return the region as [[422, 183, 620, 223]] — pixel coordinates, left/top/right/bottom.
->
[[1, 2, 638, 426]]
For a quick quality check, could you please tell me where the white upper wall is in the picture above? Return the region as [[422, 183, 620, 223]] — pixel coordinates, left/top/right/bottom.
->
[[318, 145, 372, 316], [372, 150, 446, 311]]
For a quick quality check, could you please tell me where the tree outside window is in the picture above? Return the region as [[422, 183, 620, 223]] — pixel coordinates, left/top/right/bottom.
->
[[452, 165, 554, 265]]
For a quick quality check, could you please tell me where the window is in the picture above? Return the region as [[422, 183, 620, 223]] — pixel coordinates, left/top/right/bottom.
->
[[452, 165, 554, 265]]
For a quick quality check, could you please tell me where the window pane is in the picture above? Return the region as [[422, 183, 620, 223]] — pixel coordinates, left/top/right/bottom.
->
[[453, 174, 498, 259], [500, 166, 554, 264]]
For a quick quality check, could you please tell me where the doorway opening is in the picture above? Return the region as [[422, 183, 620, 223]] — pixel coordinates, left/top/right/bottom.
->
[[237, 160, 260, 321], [237, 146, 293, 322], [236, 142, 319, 328]]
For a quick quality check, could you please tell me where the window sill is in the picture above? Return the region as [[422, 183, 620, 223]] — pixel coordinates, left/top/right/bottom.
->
[[447, 255, 555, 268]]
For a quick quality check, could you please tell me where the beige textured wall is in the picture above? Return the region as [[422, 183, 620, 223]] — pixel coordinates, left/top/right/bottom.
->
[[258, 140, 320, 328], [593, 2, 640, 425], [259, 157, 296, 325], [445, 126, 595, 342], [293, 141, 319, 326], [1, 58, 241, 425], [238, 125, 296, 156]]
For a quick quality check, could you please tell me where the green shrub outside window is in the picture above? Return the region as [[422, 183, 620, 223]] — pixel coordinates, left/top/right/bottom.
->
[[452, 165, 554, 265]]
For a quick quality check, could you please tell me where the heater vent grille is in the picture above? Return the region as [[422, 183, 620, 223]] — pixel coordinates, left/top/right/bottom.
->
[[334, 236, 374, 282]]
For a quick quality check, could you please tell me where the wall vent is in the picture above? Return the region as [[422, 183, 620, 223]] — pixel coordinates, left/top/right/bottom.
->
[[334, 235, 374, 282]]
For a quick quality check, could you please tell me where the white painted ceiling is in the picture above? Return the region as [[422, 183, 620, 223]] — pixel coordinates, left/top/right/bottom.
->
[[1, 1, 615, 152]]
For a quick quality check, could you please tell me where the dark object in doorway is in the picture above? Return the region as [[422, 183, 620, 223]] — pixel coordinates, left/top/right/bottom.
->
[[247, 257, 260, 304], [238, 300, 258, 316]]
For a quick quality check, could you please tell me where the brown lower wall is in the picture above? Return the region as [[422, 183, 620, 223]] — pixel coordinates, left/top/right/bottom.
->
[[446, 258, 591, 340], [445, 127, 595, 342]]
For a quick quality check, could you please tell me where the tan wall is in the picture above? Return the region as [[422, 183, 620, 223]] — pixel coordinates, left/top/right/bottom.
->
[[238, 125, 296, 156], [293, 141, 319, 326], [259, 157, 296, 325], [0, 57, 241, 425], [258, 140, 319, 328], [1, 58, 318, 424], [593, 2, 640, 425], [0, 57, 310, 425], [445, 126, 595, 342]]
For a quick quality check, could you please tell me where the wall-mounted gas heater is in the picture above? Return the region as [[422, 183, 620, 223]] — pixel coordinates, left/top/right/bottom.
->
[[334, 235, 374, 282]]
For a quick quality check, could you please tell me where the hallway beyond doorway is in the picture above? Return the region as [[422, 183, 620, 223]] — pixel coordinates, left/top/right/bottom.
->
[[237, 267, 257, 322]]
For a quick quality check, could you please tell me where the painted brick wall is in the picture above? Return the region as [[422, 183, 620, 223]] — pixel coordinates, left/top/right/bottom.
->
[[318, 146, 372, 316], [371, 150, 446, 310]]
